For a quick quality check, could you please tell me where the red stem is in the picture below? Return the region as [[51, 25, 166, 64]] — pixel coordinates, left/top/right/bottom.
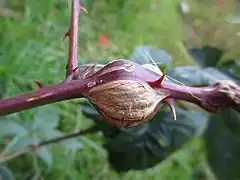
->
[[0, 80, 86, 116], [161, 81, 238, 112], [0, 59, 238, 116], [66, 0, 80, 78], [161, 82, 205, 102]]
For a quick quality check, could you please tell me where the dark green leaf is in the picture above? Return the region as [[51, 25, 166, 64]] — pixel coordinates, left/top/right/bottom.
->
[[188, 46, 224, 67], [187, 45, 239, 82], [80, 89, 209, 173], [168, 65, 235, 86], [204, 109, 240, 180], [130, 45, 172, 67], [222, 109, 240, 137], [219, 60, 240, 81], [104, 108, 208, 172], [0, 166, 15, 180]]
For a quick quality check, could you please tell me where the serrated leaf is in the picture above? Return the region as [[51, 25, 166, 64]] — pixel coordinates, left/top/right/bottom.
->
[[168, 65, 235, 86], [9, 134, 37, 150], [0, 120, 26, 136], [5, 132, 28, 151], [37, 146, 53, 165], [130, 45, 172, 67], [29, 106, 81, 152], [204, 109, 240, 180], [0, 166, 15, 180], [32, 106, 60, 129], [104, 108, 208, 172], [188, 46, 224, 67], [37, 129, 82, 151], [7, 133, 53, 165]]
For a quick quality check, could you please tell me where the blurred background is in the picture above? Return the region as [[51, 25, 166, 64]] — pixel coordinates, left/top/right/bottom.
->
[[0, 0, 239, 179]]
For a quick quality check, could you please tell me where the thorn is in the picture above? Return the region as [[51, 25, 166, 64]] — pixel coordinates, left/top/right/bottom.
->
[[64, 66, 81, 83], [64, 65, 85, 83], [63, 30, 70, 41], [80, 6, 88, 14], [33, 80, 44, 88], [165, 98, 177, 120], [81, 64, 96, 79], [148, 74, 166, 87], [73, 65, 81, 73]]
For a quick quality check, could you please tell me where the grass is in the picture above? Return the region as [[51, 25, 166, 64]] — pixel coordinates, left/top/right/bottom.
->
[[0, 0, 239, 179]]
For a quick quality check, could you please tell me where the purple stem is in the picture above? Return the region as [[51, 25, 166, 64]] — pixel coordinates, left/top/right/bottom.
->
[[0, 80, 86, 116]]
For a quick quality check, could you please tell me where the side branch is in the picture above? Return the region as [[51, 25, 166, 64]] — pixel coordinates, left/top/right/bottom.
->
[[65, 0, 81, 78]]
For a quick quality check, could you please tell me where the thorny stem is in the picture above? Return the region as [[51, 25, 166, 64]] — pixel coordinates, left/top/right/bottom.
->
[[0, 125, 100, 163], [160, 80, 240, 113], [0, 78, 238, 116], [65, 0, 81, 79], [0, 80, 86, 116], [0, 0, 239, 163]]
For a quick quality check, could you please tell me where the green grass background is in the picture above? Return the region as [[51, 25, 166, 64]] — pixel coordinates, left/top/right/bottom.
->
[[0, 0, 239, 179]]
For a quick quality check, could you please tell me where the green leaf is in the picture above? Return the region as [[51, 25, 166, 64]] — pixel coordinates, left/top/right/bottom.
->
[[168, 66, 235, 86], [222, 109, 240, 137], [0, 166, 15, 180], [130, 45, 172, 67], [0, 120, 26, 137], [80, 101, 102, 122], [38, 129, 82, 151], [188, 46, 224, 67], [55, 131, 82, 151], [204, 109, 240, 180], [187, 45, 239, 82], [32, 106, 60, 130], [33, 105, 82, 150], [9, 134, 36, 150], [104, 108, 208, 172], [80, 101, 121, 137], [219, 60, 240, 81], [37, 146, 53, 165]]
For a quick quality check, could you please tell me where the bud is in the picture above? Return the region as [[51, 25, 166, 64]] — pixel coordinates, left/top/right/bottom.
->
[[84, 79, 169, 128]]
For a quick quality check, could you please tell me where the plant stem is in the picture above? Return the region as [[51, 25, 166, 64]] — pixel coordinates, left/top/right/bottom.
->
[[161, 80, 240, 112], [0, 80, 86, 116], [66, 0, 81, 78], [0, 125, 100, 163], [0, 74, 239, 116]]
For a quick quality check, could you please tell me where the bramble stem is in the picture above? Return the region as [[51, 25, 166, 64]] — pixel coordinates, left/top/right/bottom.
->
[[66, 0, 81, 79], [0, 80, 86, 116]]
